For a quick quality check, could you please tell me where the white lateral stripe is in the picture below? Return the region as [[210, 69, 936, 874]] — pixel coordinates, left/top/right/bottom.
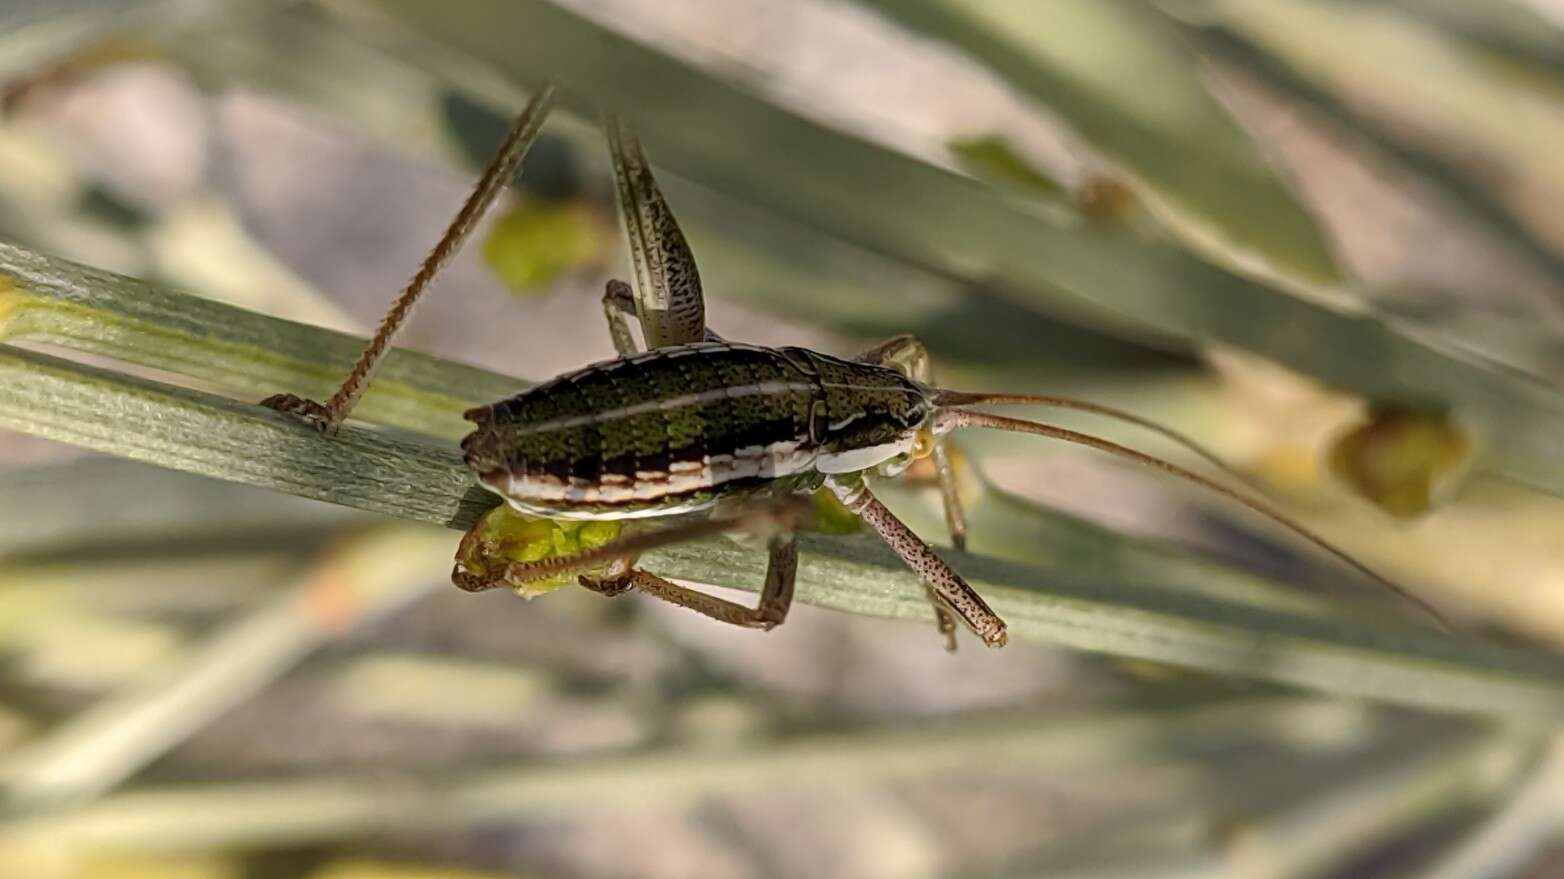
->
[[814, 436, 915, 474], [485, 440, 815, 513]]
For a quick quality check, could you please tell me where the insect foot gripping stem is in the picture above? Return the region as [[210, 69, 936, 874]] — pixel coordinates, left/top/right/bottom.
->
[[258, 393, 337, 432]]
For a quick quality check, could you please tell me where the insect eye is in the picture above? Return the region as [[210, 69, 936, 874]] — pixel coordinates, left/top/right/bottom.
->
[[911, 430, 935, 460]]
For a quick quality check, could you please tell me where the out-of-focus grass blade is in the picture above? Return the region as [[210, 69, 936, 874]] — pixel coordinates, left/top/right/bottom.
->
[[856, 0, 1342, 285], [1384, 0, 1564, 72], [158, 2, 1179, 379], [0, 553, 301, 622], [0, 458, 365, 558], [0, 0, 230, 83], [1411, 733, 1564, 879], [0, 526, 450, 810], [1202, 0, 1564, 265], [343, 0, 1564, 501], [1170, 3, 1564, 309], [1012, 728, 1527, 878], [1218, 731, 1527, 879], [0, 697, 1422, 851], [7, 242, 1564, 718]]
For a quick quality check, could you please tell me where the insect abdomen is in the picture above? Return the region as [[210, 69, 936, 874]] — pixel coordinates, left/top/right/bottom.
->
[[462, 343, 824, 517]]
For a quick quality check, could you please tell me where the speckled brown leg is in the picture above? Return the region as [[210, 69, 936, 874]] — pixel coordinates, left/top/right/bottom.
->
[[606, 116, 708, 350], [581, 535, 799, 630], [601, 279, 643, 356], [261, 86, 555, 430], [827, 474, 1006, 648], [855, 334, 970, 648]]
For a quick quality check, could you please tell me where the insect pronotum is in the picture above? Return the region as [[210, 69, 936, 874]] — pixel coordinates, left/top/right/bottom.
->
[[261, 83, 1451, 650]]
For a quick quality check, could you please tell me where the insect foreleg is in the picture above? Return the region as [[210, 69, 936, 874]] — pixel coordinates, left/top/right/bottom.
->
[[827, 474, 1007, 648], [854, 334, 969, 550], [855, 334, 968, 648]]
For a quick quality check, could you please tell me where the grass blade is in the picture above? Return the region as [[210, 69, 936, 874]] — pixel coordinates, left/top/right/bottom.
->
[[4, 243, 1564, 718], [1176, 9, 1564, 283], [857, 0, 1342, 284], [0, 240, 521, 438]]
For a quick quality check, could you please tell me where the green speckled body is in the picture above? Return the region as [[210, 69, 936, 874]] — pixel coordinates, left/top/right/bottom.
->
[[461, 341, 931, 519]]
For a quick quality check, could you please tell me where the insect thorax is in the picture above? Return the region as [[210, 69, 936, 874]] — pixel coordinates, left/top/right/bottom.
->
[[460, 342, 931, 518]]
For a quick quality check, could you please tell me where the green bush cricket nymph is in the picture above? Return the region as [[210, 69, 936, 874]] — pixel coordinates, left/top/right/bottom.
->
[[261, 84, 1450, 650]]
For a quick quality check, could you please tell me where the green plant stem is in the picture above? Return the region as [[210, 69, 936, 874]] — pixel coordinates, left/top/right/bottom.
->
[[0, 210, 521, 442], [0, 344, 490, 528], [5, 335, 1564, 718]]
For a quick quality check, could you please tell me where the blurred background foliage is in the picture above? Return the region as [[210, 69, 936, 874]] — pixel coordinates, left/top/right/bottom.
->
[[4, 0, 1564, 876]]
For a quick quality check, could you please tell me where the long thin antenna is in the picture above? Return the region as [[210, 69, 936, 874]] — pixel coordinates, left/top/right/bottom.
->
[[262, 83, 556, 429], [933, 389, 1243, 484], [936, 408, 1453, 631]]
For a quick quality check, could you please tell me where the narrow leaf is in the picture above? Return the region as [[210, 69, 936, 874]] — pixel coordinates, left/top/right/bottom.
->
[[861, 0, 1342, 284], [4, 243, 1564, 719]]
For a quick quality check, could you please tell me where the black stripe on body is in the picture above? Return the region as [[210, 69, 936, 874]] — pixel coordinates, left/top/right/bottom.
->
[[462, 342, 855, 514]]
